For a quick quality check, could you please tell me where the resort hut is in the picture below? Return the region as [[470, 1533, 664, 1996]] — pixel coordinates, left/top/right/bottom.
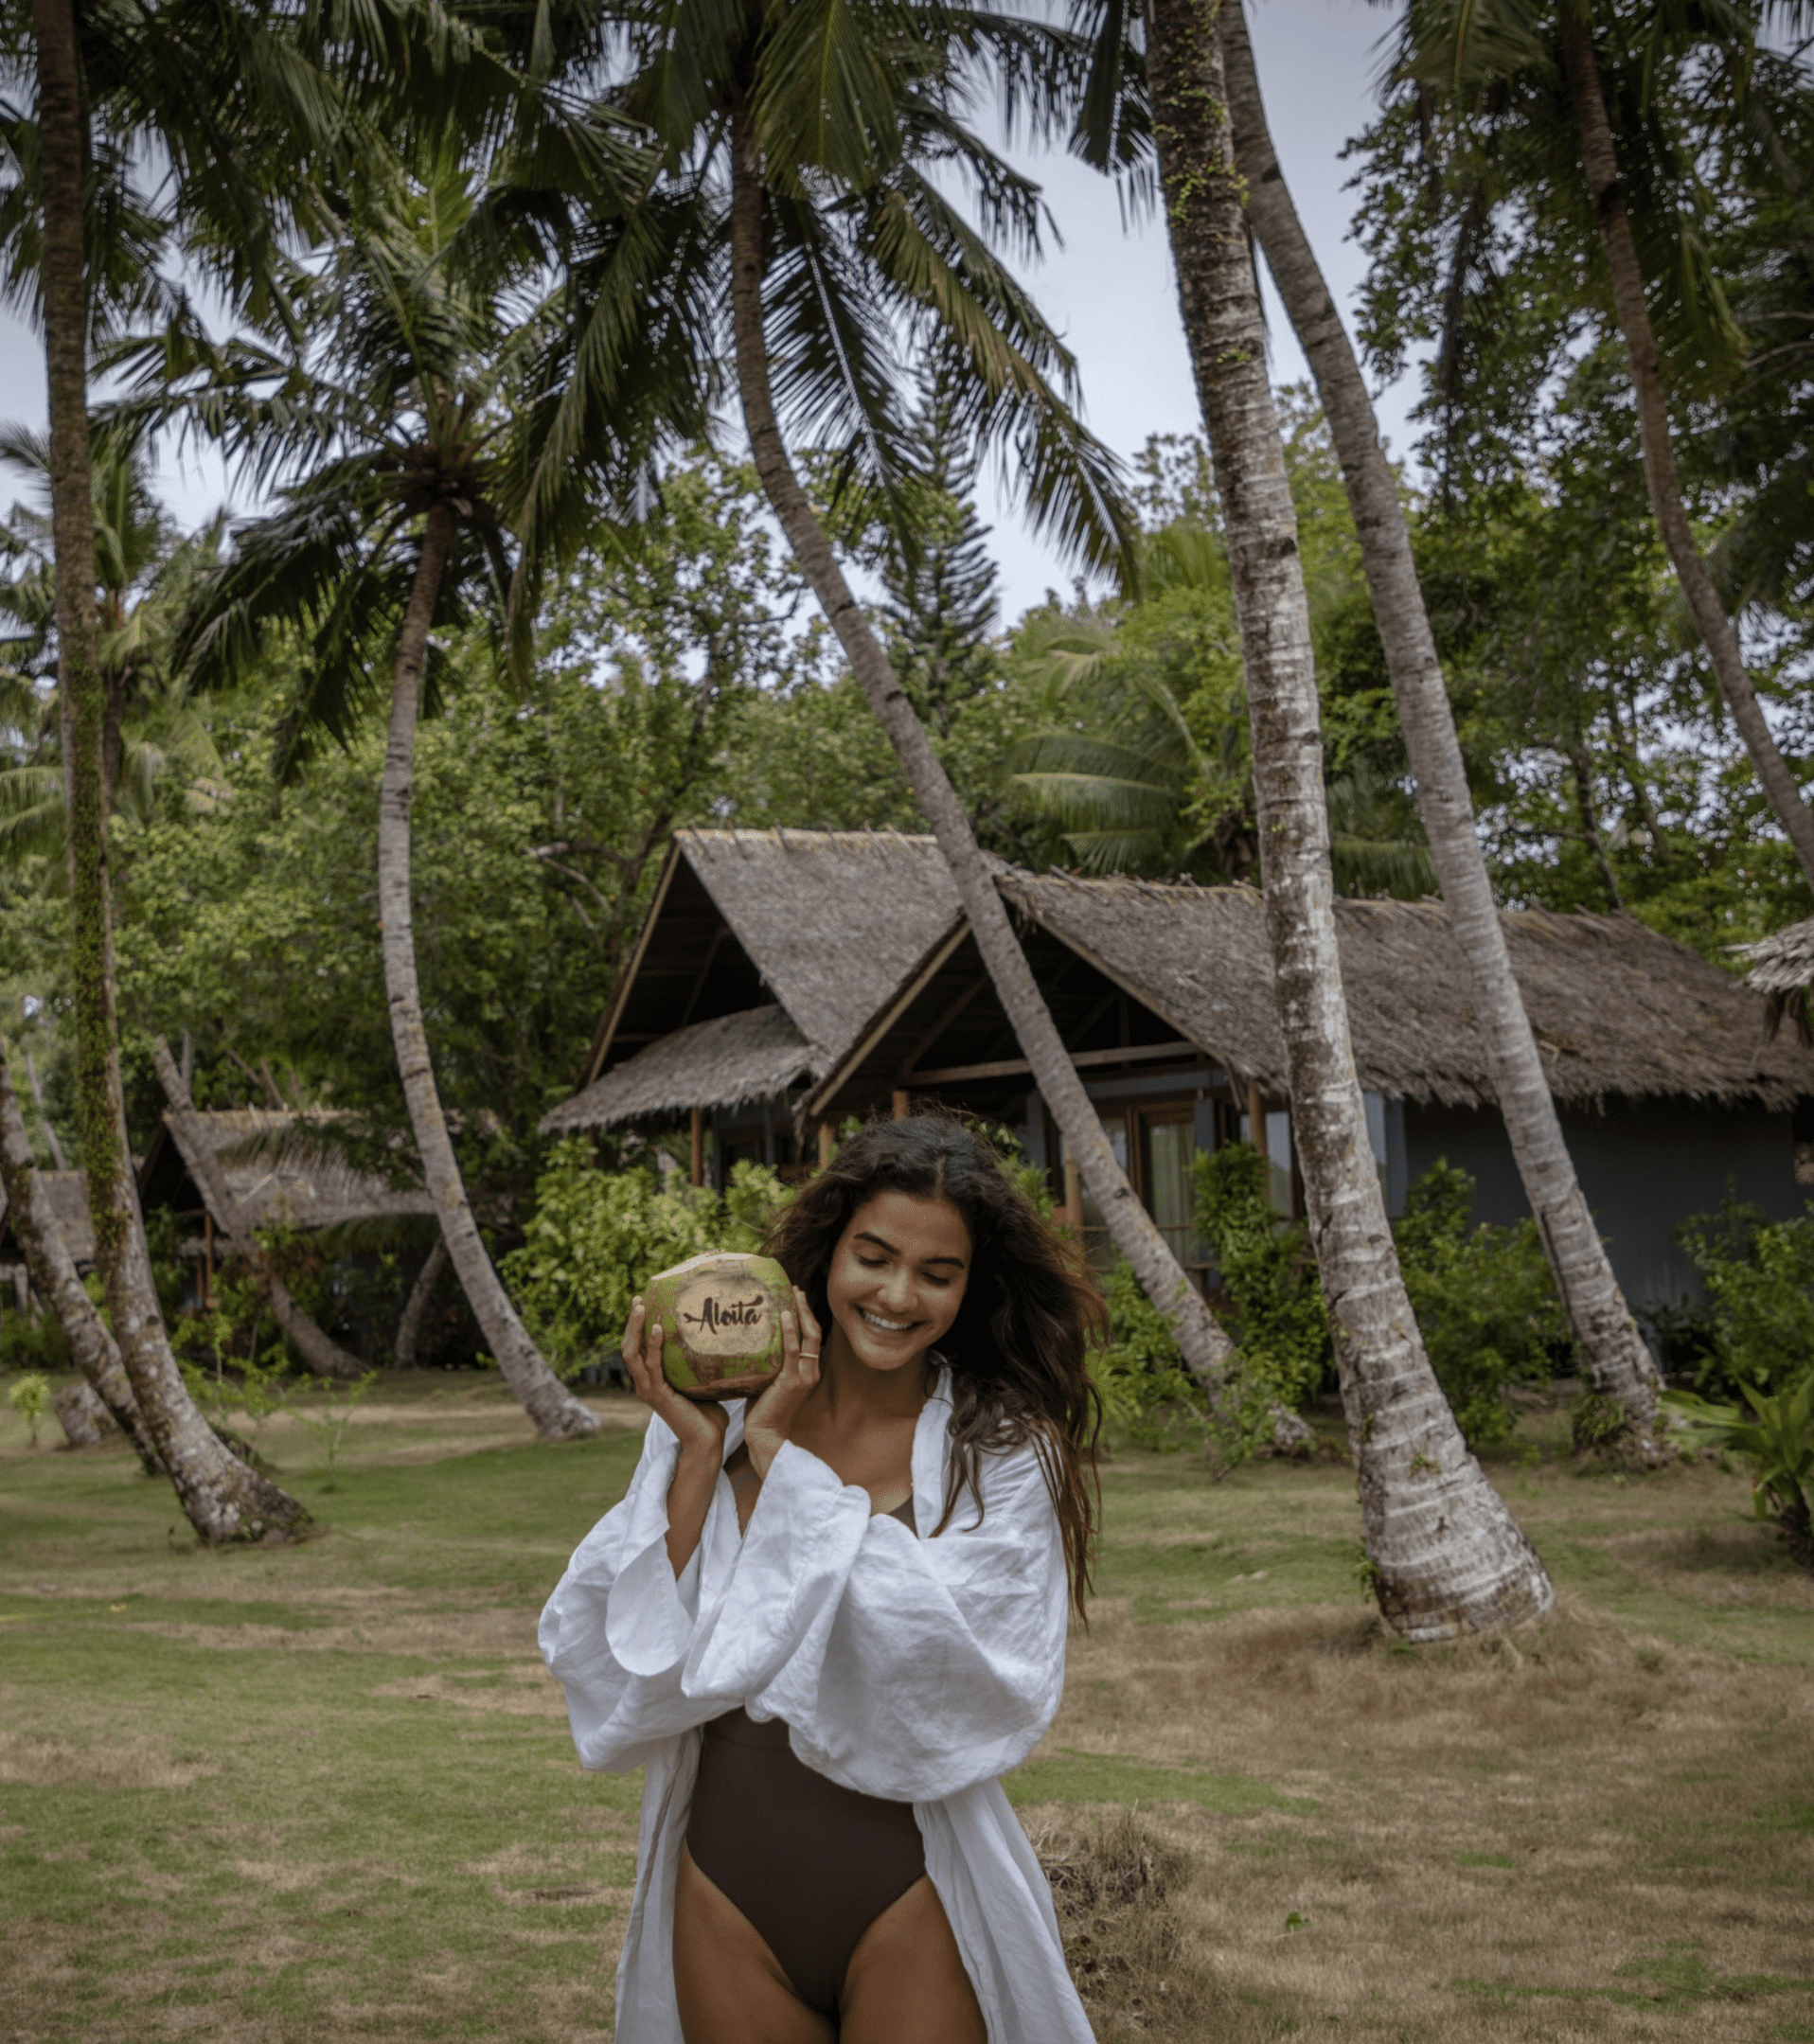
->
[[548, 833, 1814, 1309]]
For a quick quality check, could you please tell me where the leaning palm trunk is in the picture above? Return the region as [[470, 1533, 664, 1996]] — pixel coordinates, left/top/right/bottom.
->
[[726, 118, 1237, 1406], [1221, 2, 1663, 1452], [1146, 0, 1554, 1638], [395, 1236, 447, 1370], [0, 1040, 162, 1473], [33, 0, 304, 1539], [151, 1039, 365, 1380], [380, 506, 597, 1439], [1559, 17, 1814, 887]]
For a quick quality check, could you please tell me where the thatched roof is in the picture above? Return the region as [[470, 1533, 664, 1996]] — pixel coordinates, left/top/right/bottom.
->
[[146, 1109, 436, 1233], [997, 871, 1814, 1109], [549, 828, 963, 1131], [0, 1170, 95, 1265], [667, 828, 961, 1059], [542, 1005, 813, 1133], [1736, 916, 1814, 997]]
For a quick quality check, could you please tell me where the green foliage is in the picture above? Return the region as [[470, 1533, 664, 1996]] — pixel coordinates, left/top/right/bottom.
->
[[0, 1306, 71, 1377], [1665, 1376, 1814, 1573], [1676, 1195, 1814, 1401], [503, 1147, 792, 1378], [1392, 1159, 1569, 1450], [1086, 1261, 1206, 1449], [288, 1369, 382, 1491], [1192, 1146, 1331, 1413], [7, 1368, 49, 1446]]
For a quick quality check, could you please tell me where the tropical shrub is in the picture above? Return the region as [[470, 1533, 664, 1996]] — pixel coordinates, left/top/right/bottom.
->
[[1665, 1375, 1814, 1573], [1675, 1194, 1814, 1400], [1192, 1144, 1331, 1412], [1391, 1159, 1569, 1449], [0, 1305, 70, 1377], [1085, 1261, 1207, 1449], [8, 1369, 49, 1446], [503, 1144, 791, 1378]]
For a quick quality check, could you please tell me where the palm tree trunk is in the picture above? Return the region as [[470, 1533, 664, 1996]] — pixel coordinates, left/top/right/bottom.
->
[[33, 0, 305, 1539], [0, 1038, 162, 1473], [1147, 0, 1554, 1638], [725, 114, 1238, 1409], [1221, 0, 1664, 1451], [395, 1236, 446, 1370], [379, 503, 597, 1439], [1560, 14, 1814, 888], [151, 1039, 365, 1380]]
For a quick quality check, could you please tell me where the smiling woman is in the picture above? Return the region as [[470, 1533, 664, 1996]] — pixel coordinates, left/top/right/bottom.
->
[[539, 1114, 1108, 2042]]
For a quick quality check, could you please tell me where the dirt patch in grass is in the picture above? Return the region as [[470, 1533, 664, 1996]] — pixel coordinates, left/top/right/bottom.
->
[[0, 1728, 217, 1790]]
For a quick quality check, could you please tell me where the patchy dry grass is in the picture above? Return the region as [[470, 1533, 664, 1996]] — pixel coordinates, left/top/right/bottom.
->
[[1, 1375, 1809, 2041]]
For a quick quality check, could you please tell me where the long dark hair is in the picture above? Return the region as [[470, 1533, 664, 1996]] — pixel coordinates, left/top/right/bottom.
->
[[765, 1112, 1106, 1618]]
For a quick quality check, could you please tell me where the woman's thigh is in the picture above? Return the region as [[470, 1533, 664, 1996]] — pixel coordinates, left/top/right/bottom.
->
[[839, 1875, 987, 2044], [672, 1842, 834, 2044]]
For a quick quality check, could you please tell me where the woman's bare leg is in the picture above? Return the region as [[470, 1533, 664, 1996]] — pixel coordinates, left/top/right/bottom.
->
[[840, 1875, 987, 2044], [672, 1843, 834, 2044]]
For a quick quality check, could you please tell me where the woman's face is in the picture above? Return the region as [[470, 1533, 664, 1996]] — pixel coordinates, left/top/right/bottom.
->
[[824, 1189, 972, 1376]]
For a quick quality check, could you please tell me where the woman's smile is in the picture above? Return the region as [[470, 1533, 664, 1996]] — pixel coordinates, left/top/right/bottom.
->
[[825, 1190, 972, 1375]]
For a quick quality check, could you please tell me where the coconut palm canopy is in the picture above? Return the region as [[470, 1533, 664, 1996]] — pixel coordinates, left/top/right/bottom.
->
[[549, 831, 1814, 1132]]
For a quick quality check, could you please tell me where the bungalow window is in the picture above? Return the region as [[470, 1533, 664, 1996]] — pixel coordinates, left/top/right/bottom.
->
[[1063, 1102, 1211, 1278]]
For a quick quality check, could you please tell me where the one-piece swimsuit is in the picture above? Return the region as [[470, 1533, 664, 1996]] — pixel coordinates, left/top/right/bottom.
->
[[685, 1497, 926, 2014]]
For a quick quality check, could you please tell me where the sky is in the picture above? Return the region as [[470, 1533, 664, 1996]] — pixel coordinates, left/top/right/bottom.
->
[[0, 0, 1424, 628]]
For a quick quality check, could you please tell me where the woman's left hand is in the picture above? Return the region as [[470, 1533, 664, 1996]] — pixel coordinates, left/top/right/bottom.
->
[[742, 1285, 823, 1481]]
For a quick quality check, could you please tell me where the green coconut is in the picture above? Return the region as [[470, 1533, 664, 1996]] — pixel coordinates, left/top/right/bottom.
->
[[646, 1251, 792, 1401]]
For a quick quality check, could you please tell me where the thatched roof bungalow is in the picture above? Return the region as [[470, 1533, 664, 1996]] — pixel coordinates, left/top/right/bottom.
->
[[543, 828, 962, 1172], [548, 832, 1814, 1307], [0, 1169, 97, 1271]]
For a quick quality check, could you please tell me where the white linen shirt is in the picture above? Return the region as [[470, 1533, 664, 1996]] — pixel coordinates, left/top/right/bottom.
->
[[538, 1370, 1095, 2044]]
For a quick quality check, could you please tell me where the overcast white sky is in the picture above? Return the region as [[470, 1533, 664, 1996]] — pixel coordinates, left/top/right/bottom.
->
[[0, 0, 1420, 628]]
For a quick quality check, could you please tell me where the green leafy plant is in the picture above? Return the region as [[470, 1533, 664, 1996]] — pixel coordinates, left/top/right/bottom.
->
[[289, 1369, 382, 1491], [8, 1369, 49, 1447], [1192, 1145, 1331, 1413], [1086, 1261, 1208, 1449], [1676, 1194, 1814, 1401], [1664, 1375, 1814, 1573], [0, 1306, 71, 1377], [1392, 1159, 1569, 1449], [504, 1146, 792, 1378]]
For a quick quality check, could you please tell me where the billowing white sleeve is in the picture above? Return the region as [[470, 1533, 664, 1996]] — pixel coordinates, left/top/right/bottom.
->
[[538, 1416, 733, 1771], [682, 1435, 1069, 1804]]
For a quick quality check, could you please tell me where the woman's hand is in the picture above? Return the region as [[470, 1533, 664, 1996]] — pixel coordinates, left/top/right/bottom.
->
[[742, 1286, 823, 1482], [622, 1296, 728, 1462], [624, 1297, 727, 1579]]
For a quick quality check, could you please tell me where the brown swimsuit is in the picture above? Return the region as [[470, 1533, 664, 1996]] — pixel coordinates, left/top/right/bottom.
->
[[685, 1499, 926, 2014]]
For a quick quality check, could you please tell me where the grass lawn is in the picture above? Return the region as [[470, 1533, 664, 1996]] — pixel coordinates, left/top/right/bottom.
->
[[2, 1376, 1810, 2041]]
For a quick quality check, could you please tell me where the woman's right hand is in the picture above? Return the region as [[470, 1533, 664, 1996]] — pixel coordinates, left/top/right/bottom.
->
[[622, 1296, 728, 1462]]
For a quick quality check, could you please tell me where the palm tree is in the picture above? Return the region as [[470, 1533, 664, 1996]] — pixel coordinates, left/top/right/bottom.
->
[[1103, 0, 1555, 1639], [0, 429, 228, 863], [146, 158, 625, 1440], [9, 0, 329, 1537], [1396, 0, 1814, 888], [1007, 530, 1438, 897], [0, 1031, 163, 1470], [525, 0, 1241, 1401], [1199, 2, 1664, 1452]]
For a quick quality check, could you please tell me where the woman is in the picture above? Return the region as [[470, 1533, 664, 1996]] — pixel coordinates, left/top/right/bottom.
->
[[540, 1115, 1104, 2043]]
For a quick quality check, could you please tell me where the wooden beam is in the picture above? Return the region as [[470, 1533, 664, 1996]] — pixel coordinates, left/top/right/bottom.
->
[[689, 1107, 704, 1187], [818, 1122, 836, 1169], [909, 1039, 1203, 1087], [896, 975, 990, 1080], [891, 1089, 911, 1121], [1061, 1153, 1081, 1232]]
